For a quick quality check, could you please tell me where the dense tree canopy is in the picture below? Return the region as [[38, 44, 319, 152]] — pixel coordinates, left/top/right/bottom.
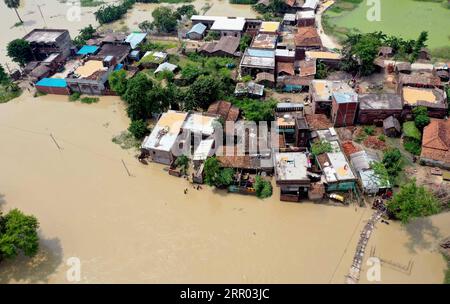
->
[[128, 119, 149, 139], [7, 39, 33, 66], [151, 7, 178, 33], [73, 25, 96, 47], [0, 209, 39, 261], [412, 106, 430, 130], [108, 70, 128, 96], [387, 180, 440, 224]]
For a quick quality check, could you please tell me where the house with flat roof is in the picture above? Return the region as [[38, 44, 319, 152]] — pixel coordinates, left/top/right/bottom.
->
[[310, 80, 355, 117], [296, 10, 315, 27], [65, 58, 113, 95], [402, 87, 447, 118], [251, 34, 278, 50], [23, 29, 73, 60], [240, 48, 276, 77], [210, 17, 246, 38], [301, 0, 319, 12], [274, 152, 311, 202], [357, 93, 403, 125], [259, 22, 280, 34], [305, 51, 342, 68], [142, 111, 189, 165], [331, 91, 359, 127]]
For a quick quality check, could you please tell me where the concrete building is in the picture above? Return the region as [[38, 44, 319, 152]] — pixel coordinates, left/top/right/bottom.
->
[[251, 34, 278, 50], [274, 152, 311, 202], [210, 17, 246, 38], [296, 11, 315, 27], [331, 91, 359, 127], [240, 48, 276, 77], [142, 111, 189, 165], [65, 58, 114, 95], [310, 80, 355, 117], [402, 87, 448, 118], [357, 93, 403, 125], [23, 29, 73, 60]]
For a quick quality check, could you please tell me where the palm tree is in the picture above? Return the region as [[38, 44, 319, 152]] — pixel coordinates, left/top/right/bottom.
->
[[4, 0, 23, 24]]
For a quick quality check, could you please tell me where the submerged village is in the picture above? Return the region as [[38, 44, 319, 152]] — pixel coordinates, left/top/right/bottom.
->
[[1, 0, 450, 283]]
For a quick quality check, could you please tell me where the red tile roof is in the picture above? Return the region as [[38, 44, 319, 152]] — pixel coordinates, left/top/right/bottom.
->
[[421, 119, 450, 164], [294, 27, 322, 47]]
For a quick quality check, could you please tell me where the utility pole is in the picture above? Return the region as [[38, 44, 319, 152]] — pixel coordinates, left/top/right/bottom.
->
[[35, 1, 47, 28]]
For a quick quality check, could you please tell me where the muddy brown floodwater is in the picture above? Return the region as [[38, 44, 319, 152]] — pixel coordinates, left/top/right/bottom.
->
[[0, 93, 449, 283], [1, 0, 258, 67]]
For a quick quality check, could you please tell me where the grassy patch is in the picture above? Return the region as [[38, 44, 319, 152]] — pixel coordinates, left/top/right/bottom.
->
[[324, 0, 450, 50], [69, 92, 81, 102], [0, 85, 22, 103], [80, 0, 105, 7], [112, 131, 141, 150], [80, 97, 100, 104]]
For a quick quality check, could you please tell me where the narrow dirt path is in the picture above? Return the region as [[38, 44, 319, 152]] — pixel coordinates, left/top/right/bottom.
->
[[316, 0, 342, 50]]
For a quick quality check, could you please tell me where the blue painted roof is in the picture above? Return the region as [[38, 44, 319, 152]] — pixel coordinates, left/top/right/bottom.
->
[[187, 23, 207, 35], [333, 92, 358, 104], [247, 48, 274, 58], [36, 78, 67, 88], [76, 45, 99, 55], [114, 64, 124, 71], [125, 32, 147, 49]]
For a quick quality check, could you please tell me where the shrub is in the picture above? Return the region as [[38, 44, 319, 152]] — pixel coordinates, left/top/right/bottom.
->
[[128, 119, 149, 139], [254, 176, 272, 199]]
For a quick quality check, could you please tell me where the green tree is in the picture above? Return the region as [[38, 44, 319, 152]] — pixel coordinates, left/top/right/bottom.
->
[[341, 32, 383, 76], [4, 0, 23, 24], [412, 106, 430, 130], [7, 39, 33, 66], [387, 180, 440, 224], [216, 168, 234, 188], [108, 70, 128, 96], [311, 140, 333, 156], [239, 34, 252, 52], [175, 4, 198, 19], [204, 157, 221, 187], [174, 155, 190, 175], [382, 148, 403, 183], [151, 7, 178, 33], [0, 64, 10, 84], [0, 209, 39, 261], [187, 75, 220, 110], [73, 24, 96, 47], [254, 176, 272, 199], [411, 31, 428, 62], [181, 63, 204, 84], [128, 119, 149, 139], [123, 73, 154, 121], [232, 98, 276, 122]]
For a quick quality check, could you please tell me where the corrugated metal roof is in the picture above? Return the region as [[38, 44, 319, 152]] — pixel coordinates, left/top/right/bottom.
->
[[188, 23, 207, 35], [125, 32, 147, 49]]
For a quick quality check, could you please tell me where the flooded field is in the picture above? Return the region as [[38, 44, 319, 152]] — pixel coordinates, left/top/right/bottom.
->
[[0, 93, 448, 283], [1, 0, 258, 67]]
